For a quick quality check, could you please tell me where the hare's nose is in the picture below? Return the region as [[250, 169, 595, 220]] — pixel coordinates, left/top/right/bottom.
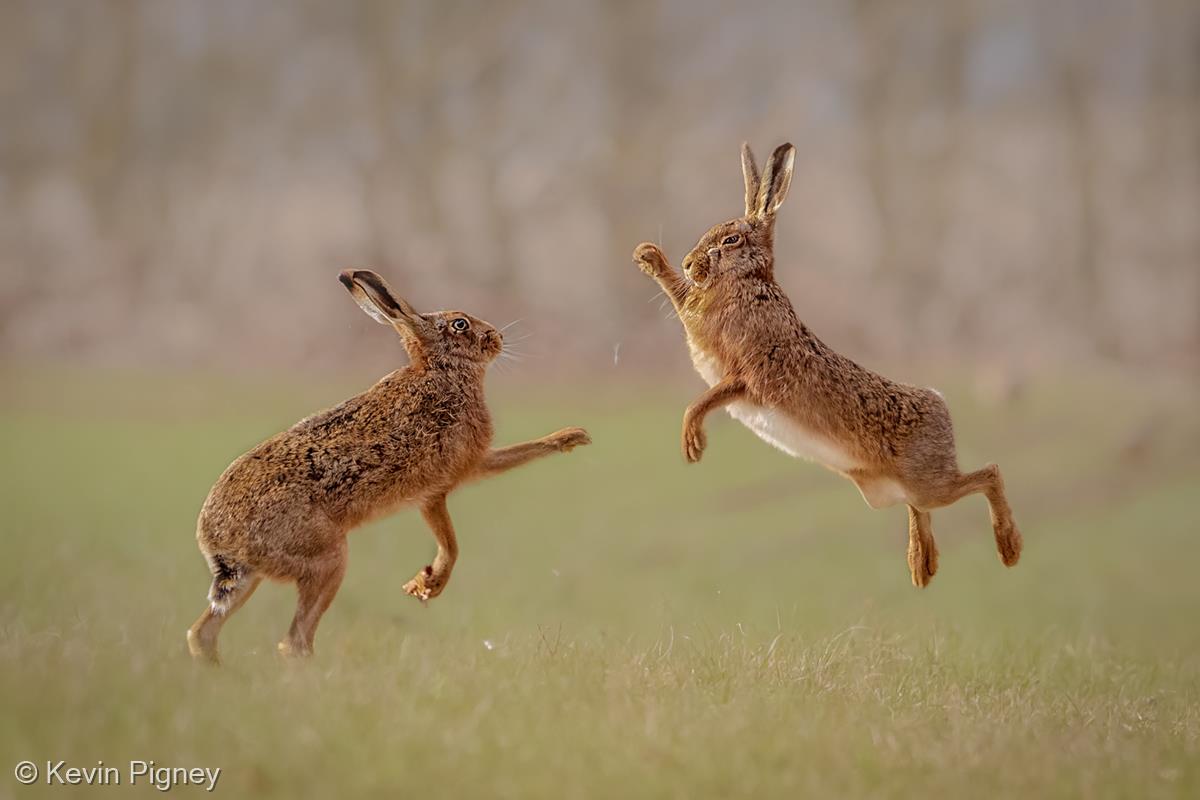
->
[[682, 254, 694, 272]]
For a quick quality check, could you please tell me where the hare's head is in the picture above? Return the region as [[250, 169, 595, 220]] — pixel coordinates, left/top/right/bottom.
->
[[339, 269, 503, 365], [681, 142, 795, 288]]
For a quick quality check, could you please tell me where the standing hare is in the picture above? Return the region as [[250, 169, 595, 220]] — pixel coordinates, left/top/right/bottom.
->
[[632, 142, 1022, 587], [187, 269, 590, 662]]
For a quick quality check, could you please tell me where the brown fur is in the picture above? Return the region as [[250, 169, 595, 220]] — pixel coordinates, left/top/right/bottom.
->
[[187, 269, 590, 662], [633, 142, 1022, 587]]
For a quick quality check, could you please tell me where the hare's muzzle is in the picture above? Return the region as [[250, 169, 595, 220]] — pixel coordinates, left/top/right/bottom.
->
[[483, 329, 502, 355], [682, 251, 711, 285]]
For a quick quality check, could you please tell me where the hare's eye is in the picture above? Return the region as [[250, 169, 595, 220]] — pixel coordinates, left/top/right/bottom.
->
[[722, 234, 741, 246], [451, 318, 470, 332]]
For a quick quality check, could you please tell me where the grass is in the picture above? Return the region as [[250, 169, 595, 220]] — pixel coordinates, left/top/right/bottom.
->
[[1, 365, 1198, 798]]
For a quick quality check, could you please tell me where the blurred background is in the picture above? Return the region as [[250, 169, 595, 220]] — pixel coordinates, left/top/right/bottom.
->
[[2, 0, 1197, 376], [2, 2, 1199, 797]]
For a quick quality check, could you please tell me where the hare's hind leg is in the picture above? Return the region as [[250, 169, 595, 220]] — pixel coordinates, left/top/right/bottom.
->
[[917, 464, 1022, 568], [187, 561, 262, 664], [907, 506, 939, 588], [978, 465, 1022, 566], [403, 495, 457, 603], [278, 542, 348, 658]]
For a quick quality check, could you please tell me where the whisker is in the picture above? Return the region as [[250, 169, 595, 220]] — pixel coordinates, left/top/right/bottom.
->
[[499, 318, 524, 333]]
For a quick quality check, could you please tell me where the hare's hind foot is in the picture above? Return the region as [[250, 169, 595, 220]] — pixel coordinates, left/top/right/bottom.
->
[[187, 568, 262, 664], [995, 518, 1022, 567], [975, 463, 1022, 567], [906, 506, 939, 588], [278, 551, 348, 658], [276, 639, 311, 659], [974, 464, 1023, 567], [186, 623, 220, 664]]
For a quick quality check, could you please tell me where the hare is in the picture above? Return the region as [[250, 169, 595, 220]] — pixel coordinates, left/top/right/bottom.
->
[[632, 142, 1021, 587], [187, 269, 590, 662]]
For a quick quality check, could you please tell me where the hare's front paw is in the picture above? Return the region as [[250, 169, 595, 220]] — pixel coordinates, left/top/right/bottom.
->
[[682, 422, 707, 463], [633, 242, 668, 278], [548, 427, 591, 452], [403, 566, 444, 604]]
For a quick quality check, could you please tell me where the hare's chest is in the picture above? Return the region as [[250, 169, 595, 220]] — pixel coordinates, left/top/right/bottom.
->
[[688, 344, 862, 474], [689, 344, 725, 388]]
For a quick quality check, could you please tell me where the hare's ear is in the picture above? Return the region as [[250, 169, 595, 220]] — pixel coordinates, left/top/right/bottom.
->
[[741, 142, 761, 218], [338, 269, 428, 336], [754, 142, 795, 219]]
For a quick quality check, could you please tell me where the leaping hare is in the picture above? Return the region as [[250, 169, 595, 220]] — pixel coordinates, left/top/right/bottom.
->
[[187, 269, 590, 662], [632, 142, 1022, 587]]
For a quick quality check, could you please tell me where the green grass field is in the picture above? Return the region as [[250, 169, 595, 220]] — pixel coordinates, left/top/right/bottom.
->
[[1, 367, 1198, 798]]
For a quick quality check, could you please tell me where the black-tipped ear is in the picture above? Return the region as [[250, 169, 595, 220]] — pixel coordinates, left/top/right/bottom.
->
[[339, 269, 421, 327], [754, 143, 795, 218], [741, 142, 760, 218]]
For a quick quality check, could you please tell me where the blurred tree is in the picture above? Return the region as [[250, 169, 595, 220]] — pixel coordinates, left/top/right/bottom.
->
[[0, 0, 1195, 371]]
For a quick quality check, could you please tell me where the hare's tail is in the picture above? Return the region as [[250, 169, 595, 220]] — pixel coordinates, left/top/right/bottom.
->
[[206, 554, 249, 614]]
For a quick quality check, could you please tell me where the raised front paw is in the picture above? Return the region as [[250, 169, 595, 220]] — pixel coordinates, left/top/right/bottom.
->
[[633, 242, 669, 278], [682, 421, 707, 463], [548, 427, 591, 452], [403, 565, 445, 605]]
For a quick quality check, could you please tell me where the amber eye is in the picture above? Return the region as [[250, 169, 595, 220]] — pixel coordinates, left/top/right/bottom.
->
[[722, 234, 741, 245], [451, 318, 470, 332]]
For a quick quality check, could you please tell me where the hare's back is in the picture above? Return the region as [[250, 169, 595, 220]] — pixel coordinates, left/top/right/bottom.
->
[[202, 370, 489, 535]]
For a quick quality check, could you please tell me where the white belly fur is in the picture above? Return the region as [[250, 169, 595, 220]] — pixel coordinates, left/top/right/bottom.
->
[[690, 345, 907, 508], [724, 400, 860, 472]]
